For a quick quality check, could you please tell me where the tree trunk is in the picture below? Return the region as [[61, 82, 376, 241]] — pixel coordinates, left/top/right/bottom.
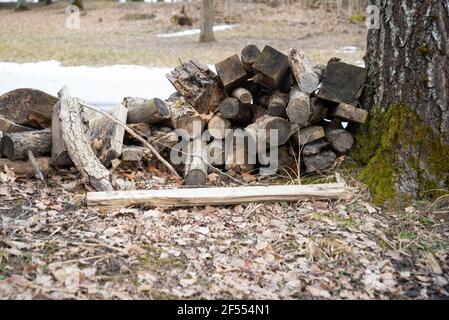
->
[[354, 0, 449, 205], [199, 0, 214, 43]]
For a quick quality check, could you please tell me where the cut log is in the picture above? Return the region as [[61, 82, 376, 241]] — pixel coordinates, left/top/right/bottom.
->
[[0, 88, 58, 129], [167, 98, 205, 138], [225, 143, 255, 173], [206, 139, 225, 167], [302, 139, 329, 156], [262, 145, 297, 176], [288, 48, 320, 94], [287, 86, 310, 127], [57, 87, 113, 192], [89, 104, 128, 167], [304, 150, 336, 173], [51, 98, 73, 168], [266, 91, 288, 117], [149, 130, 180, 156], [1, 128, 52, 161], [0, 157, 50, 179], [167, 60, 225, 114], [207, 114, 231, 139], [329, 103, 368, 124], [325, 124, 354, 154], [215, 54, 248, 91], [123, 97, 170, 125], [124, 123, 152, 143], [185, 137, 208, 186], [249, 104, 267, 121], [219, 98, 252, 124], [316, 61, 366, 104], [245, 114, 293, 150], [86, 183, 348, 207], [291, 126, 326, 146], [314, 64, 326, 81], [309, 97, 329, 124], [252, 46, 290, 90], [231, 87, 253, 105], [0, 116, 34, 133], [241, 44, 261, 76], [121, 146, 153, 162]]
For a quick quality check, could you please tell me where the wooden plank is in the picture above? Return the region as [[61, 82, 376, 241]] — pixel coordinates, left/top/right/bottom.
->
[[86, 183, 348, 207]]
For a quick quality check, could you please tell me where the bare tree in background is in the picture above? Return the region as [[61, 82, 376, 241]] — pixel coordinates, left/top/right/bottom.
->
[[199, 0, 215, 43]]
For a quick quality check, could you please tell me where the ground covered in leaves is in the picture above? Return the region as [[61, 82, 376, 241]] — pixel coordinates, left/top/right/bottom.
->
[[0, 168, 448, 300]]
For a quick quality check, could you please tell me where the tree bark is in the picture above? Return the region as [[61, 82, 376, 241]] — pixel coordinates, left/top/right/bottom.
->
[[57, 87, 113, 192], [199, 0, 214, 43], [354, 0, 449, 205], [1, 129, 52, 161]]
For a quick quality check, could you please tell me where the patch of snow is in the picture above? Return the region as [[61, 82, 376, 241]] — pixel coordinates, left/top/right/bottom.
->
[[336, 46, 359, 54], [0, 61, 175, 109], [157, 24, 237, 38]]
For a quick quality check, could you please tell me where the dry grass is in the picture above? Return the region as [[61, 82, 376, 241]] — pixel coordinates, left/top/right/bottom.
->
[[0, 0, 366, 67]]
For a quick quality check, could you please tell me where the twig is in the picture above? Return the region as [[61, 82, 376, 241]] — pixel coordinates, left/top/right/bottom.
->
[[78, 101, 181, 179], [26, 150, 44, 181]]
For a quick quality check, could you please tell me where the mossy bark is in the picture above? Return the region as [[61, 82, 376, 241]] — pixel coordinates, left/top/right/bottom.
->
[[352, 106, 449, 206], [354, 1, 449, 206]]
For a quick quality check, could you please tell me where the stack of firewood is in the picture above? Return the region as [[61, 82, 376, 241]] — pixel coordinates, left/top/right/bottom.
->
[[0, 44, 368, 190], [166, 45, 368, 185]]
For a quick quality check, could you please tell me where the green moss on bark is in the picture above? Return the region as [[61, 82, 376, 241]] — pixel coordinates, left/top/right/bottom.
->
[[351, 105, 449, 206]]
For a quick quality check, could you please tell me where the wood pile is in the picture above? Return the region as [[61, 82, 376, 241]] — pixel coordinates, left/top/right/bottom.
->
[[0, 45, 367, 191]]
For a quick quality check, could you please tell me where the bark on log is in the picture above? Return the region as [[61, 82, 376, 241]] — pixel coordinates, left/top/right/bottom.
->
[[253, 46, 290, 90], [57, 87, 113, 192], [167, 60, 225, 114], [185, 137, 208, 186], [51, 98, 73, 168], [215, 54, 248, 91], [166, 98, 205, 139], [325, 123, 354, 154], [89, 104, 128, 167], [1, 128, 52, 161], [304, 150, 336, 173], [225, 143, 255, 173], [86, 183, 348, 207], [288, 48, 320, 94], [241, 44, 261, 75], [231, 87, 253, 105], [291, 126, 325, 146], [124, 123, 152, 143], [287, 86, 310, 127], [329, 103, 368, 124], [245, 114, 293, 150], [0, 116, 34, 133], [0, 157, 50, 179], [206, 139, 225, 167], [302, 139, 329, 156], [207, 114, 231, 139], [123, 97, 170, 125], [219, 98, 252, 124], [0, 88, 58, 129], [121, 146, 153, 162]]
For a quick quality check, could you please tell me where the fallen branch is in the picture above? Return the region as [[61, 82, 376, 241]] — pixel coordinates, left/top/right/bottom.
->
[[86, 183, 348, 207], [78, 101, 181, 179]]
